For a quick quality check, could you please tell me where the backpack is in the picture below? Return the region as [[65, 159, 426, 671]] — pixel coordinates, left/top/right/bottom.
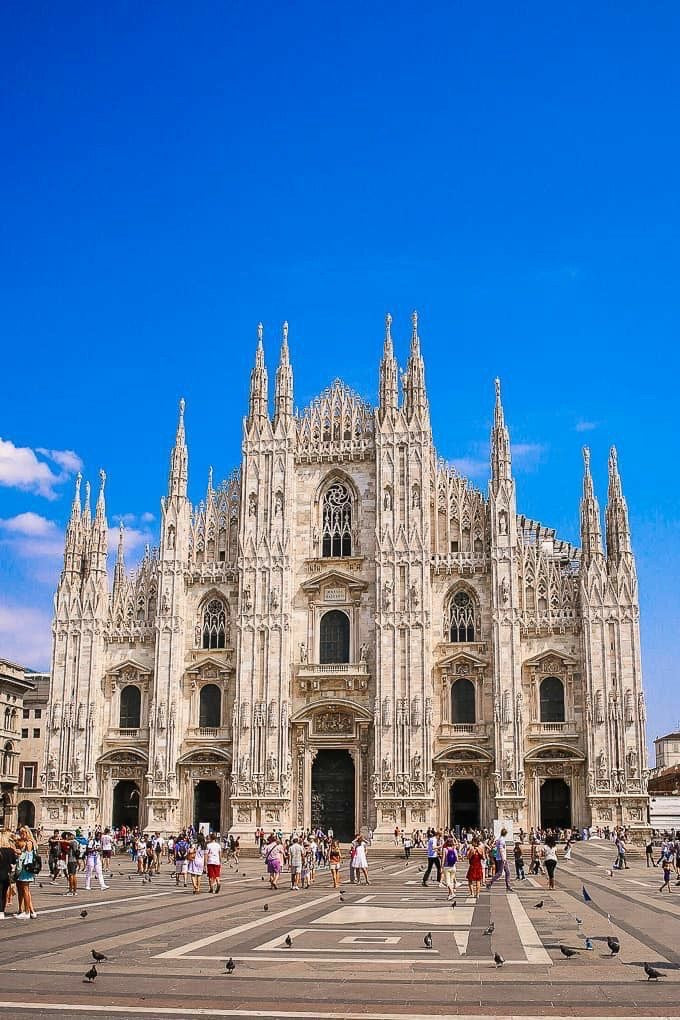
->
[[26, 851, 42, 874]]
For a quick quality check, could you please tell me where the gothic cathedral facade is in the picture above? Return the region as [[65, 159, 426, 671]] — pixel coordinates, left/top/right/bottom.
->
[[42, 315, 650, 839]]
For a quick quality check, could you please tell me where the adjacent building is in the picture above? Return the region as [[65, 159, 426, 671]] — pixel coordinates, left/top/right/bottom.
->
[[42, 315, 650, 838], [0, 658, 35, 830], [17, 672, 50, 829]]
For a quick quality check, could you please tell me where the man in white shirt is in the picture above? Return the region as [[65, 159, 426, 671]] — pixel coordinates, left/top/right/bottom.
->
[[205, 833, 222, 893], [288, 836, 303, 890], [487, 827, 513, 891], [422, 829, 442, 887]]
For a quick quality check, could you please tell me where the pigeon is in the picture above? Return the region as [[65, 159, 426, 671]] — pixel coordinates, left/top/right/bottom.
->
[[339, 895, 344, 902], [483, 923, 495, 935], [607, 936, 620, 957], [84, 965, 97, 983], [560, 945, 578, 958], [261, 876, 265, 881], [284, 934, 292, 948], [584, 938, 594, 951], [225, 957, 235, 974], [582, 885, 592, 903], [575, 917, 583, 926], [606, 869, 613, 878], [494, 952, 504, 967], [534, 900, 544, 909], [644, 962, 664, 981], [263, 904, 269, 912], [80, 910, 88, 918], [424, 932, 433, 949], [91, 950, 107, 963], [451, 900, 456, 909]]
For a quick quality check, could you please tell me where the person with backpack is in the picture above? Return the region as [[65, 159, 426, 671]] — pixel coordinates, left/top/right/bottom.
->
[[442, 838, 458, 900], [14, 826, 39, 919], [0, 830, 18, 918], [174, 832, 189, 887]]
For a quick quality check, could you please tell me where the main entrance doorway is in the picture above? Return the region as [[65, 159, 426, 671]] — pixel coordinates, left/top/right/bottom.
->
[[194, 780, 221, 833], [540, 778, 571, 830], [112, 780, 140, 829], [311, 749, 355, 840], [449, 779, 480, 831]]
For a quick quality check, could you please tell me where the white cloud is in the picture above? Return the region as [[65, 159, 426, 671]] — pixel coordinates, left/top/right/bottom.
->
[[575, 420, 598, 433], [0, 512, 59, 537], [0, 438, 82, 499], [449, 457, 489, 480], [0, 438, 62, 499], [511, 442, 546, 471], [0, 602, 53, 670], [36, 448, 83, 473], [140, 511, 155, 523]]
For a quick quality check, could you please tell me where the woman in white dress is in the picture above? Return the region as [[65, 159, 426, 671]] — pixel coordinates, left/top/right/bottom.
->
[[353, 836, 370, 885], [188, 834, 206, 894]]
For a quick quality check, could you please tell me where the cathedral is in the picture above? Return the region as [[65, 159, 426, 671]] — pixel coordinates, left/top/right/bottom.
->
[[41, 314, 650, 840]]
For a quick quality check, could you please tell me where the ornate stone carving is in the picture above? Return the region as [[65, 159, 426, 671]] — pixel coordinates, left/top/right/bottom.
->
[[314, 710, 353, 734]]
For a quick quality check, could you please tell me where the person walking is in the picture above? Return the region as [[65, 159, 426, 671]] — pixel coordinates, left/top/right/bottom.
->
[[353, 835, 370, 885], [442, 838, 458, 900], [101, 828, 113, 875], [487, 828, 513, 891], [188, 833, 205, 894], [422, 829, 442, 887], [645, 837, 655, 868], [84, 833, 109, 892], [542, 834, 558, 890], [466, 837, 485, 899], [205, 833, 222, 894], [659, 855, 673, 893], [329, 839, 342, 888], [174, 832, 190, 887], [513, 841, 526, 880], [264, 835, 284, 890], [403, 832, 412, 862], [288, 836, 303, 890], [47, 829, 61, 882]]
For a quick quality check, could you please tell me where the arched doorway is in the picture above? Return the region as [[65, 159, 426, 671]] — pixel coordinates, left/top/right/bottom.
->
[[311, 749, 355, 840], [540, 778, 571, 830], [113, 780, 140, 829], [194, 780, 221, 833], [17, 800, 35, 828], [449, 779, 480, 830]]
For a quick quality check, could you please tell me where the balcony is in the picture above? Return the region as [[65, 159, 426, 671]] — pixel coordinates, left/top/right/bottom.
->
[[106, 727, 148, 742], [528, 721, 579, 739], [438, 722, 490, 741], [186, 726, 231, 742], [296, 661, 369, 694]]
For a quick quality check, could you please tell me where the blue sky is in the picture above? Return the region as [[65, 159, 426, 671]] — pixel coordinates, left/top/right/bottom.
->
[[0, 3, 678, 751]]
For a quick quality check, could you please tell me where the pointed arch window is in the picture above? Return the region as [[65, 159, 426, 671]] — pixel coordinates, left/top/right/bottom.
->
[[321, 482, 352, 558], [445, 590, 476, 642], [319, 610, 350, 664], [199, 684, 222, 728], [540, 676, 565, 722], [451, 678, 476, 723], [202, 598, 227, 649], [119, 686, 141, 729]]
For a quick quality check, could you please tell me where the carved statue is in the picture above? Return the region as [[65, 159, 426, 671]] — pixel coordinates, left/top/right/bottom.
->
[[157, 701, 166, 731], [382, 696, 392, 728], [266, 752, 277, 781], [383, 487, 392, 511], [73, 754, 82, 780], [248, 492, 257, 517], [409, 582, 420, 608], [383, 579, 393, 611], [243, 587, 252, 611], [638, 691, 646, 721], [312, 525, 319, 552], [299, 641, 308, 664], [154, 755, 162, 780], [412, 484, 421, 509], [499, 510, 508, 535], [412, 752, 422, 779], [162, 589, 170, 613], [274, 491, 283, 517], [382, 754, 392, 780], [500, 577, 510, 604], [51, 702, 61, 732], [270, 587, 280, 610], [597, 749, 607, 778], [359, 642, 368, 663], [424, 697, 433, 726], [627, 748, 638, 775]]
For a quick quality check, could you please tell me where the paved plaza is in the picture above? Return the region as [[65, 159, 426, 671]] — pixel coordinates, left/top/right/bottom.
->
[[0, 843, 678, 1019]]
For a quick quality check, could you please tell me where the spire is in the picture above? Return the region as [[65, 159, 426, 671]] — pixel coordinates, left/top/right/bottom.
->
[[402, 311, 428, 421], [62, 472, 83, 576], [113, 521, 126, 597], [273, 320, 293, 427], [580, 446, 603, 562], [606, 445, 632, 564], [248, 323, 269, 426], [490, 378, 512, 493], [207, 464, 214, 498], [95, 468, 106, 519], [378, 312, 398, 420], [168, 397, 188, 499], [89, 468, 108, 573], [82, 480, 91, 524]]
